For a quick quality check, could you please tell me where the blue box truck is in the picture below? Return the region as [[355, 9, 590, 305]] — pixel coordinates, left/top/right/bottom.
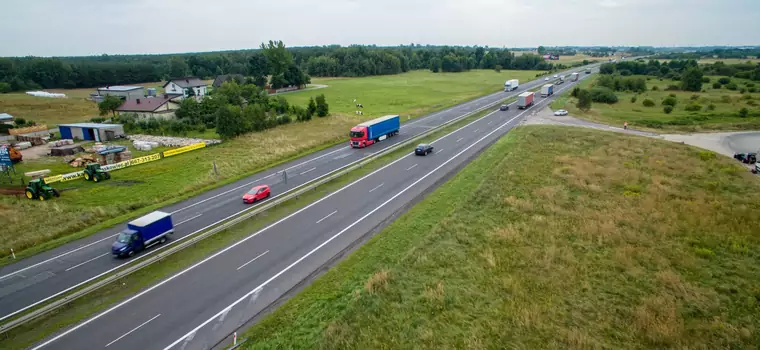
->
[[349, 114, 401, 148], [112, 211, 174, 258]]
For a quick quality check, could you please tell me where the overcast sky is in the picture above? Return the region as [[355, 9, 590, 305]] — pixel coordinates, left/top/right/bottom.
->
[[2, 0, 759, 57]]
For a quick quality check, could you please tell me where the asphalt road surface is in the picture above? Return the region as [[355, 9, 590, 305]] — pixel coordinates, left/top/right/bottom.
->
[[27, 70, 598, 350]]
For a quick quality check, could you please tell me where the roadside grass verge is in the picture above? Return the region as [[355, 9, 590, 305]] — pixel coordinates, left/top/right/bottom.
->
[[239, 126, 760, 349], [551, 74, 760, 132], [0, 102, 504, 350], [0, 69, 537, 261]]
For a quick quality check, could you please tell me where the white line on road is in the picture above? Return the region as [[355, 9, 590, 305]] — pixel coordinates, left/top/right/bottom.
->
[[105, 314, 161, 347], [368, 183, 384, 193], [332, 153, 350, 160], [406, 164, 418, 171], [64, 253, 110, 272], [473, 129, 480, 133], [456, 138, 464, 142], [315, 210, 338, 224], [236, 251, 270, 271], [487, 121, 493, 125], [436, 149, 444, 154], [175, 214, 202, 226], [299, 167, 316, 176]]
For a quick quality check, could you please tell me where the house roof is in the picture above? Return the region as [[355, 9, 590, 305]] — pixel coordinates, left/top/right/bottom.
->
[[97, 86, 144, 92], [0, 113, 13, 121], [163, 77, 206, 89], [212, 74, 245, 88], [116, 94, 182, 112], [58, 123, 123, 129]]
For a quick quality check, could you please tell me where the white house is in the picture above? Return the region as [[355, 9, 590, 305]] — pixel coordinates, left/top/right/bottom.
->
[[162, 77, 208, 99]]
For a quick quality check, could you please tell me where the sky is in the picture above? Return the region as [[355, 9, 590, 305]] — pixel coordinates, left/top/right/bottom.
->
[[1, 0, 759, 57]]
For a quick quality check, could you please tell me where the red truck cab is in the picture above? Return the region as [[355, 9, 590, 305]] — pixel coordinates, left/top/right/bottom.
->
[[350, 126, 372, 148]]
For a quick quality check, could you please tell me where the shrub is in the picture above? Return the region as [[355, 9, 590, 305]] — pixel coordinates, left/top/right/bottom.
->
[[315, 94, 329, 117], [494, 65, 502, 73], [0, 124, 14, 134], [742, 94, 753, 100], [89, 117, 105, 123], [747, 82, 755, 88], [690, 94, 699, 100], [668, 93, 677, 98], [685, 103, 702, 112], [721, 95, 732, 103], [739, 108, 749, 118], [718, 77, 731, 85], [576, 89, 593, 111], [747, 100, 757, 106], [277, 114, 292, 125], [652, 85, 659, 91], [712, 82, 722, 89], [665, 84, 680, 91], [726, 82, 738, 90], [702, 77, 710, 83], [663, 105, 674, 114], [740, 88, 746, 94], [589, 87, 618, 104], [750, 87, 757, 93], [662, 96, 677, 106], [642, 98, 655, 107], [706, 103, 716, 111], [571, 87, 580, 98], [0, 82, 10, 93], [630, 96, 637, 103]]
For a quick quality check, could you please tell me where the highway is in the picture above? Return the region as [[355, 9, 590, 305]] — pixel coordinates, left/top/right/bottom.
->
[[0, 65, 597, 323], [27, 69, 598, 350]]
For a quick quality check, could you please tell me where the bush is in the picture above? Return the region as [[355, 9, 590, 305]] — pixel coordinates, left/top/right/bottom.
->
[[651, 85, 659, 91], [315, 94, 329, 117], [277, 114, 292, 125], [89, 117, 105, 123], [726, 82, 738, 90], [588, 87, 618, 104], [706, 103, 716, 111], [690, 94, 699, 100], [14, 118, 26, 126], [718, 77, 731, 85], [576, 89, 593, 111], [712, 82, 722, 89], [619, 69, 632, 76], [747, 82, 755, 88], [685, 103, 702, 112], [630, 96, 637, 103], [747, 100, 757, 106], [721, 96, 732, 103], [0, 124, 14, 134], [494, 65, 502, 73], [570, 87, 580, 98], [702, 77, 710, 83], [642, 98, 655, 107], [668, 93, 677, 98], [739, 108, 749, 118], [740, 88, 746, 94], [0, 82, 10, 93], [663, 105, 674, 114], [662, 96, 677, 107], [750, 87, 757, 93]]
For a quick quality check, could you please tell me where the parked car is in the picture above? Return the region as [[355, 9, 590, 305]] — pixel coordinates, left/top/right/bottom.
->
[[499, 104, 509, 111], [415, 144, 434, 156], [243, 185, 271, 204], [553, 109, 568, 116]]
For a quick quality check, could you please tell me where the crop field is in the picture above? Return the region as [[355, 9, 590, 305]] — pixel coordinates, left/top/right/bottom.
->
[[552, 75, 760, 132], [239, 126, 760, 349], [0, 69, 539, 260]]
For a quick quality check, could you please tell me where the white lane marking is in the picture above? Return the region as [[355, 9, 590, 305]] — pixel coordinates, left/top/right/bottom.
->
[[162, 98, 550, 350], [175, 214, 202, 226], [315, 210, 338, 224], [299, 167, 316, 176], [236, 250, 270, 271], [368, 183, 384, 193], [333, 153, 350, 160], [473, 129, 480, 133], [64, 253, 110, 272], [105, 314, 161, 347], [487, 121, 493, 125], [406, 164, 418, 171], [456, 138, 464, 143], [436, 149, 445, 154], [29, 73, 589, 350]]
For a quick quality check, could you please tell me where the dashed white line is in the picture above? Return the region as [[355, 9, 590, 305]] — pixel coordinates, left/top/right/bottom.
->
[[299, 167, 316, 176], [487, 121, 493, 125], [333, 153, 350, 160], [436, 149, 445, 154], [406, 164, 418, 171], [175, 214, 202, 226], [65, 253, 110, 272], [456, 137, 464, 143], [236, 250, 270, 271], [368, 183, 384, 193], [105, 314, 161, 347], [473, 129, 480, 133], [315, 210, 338, 224]]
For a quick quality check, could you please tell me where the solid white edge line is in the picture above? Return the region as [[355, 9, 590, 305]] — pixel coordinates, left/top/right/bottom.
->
[[64, 253, 110, 272], [104, 313, 161, 347], [175, 214, 202, 226], [368, 183, 384, 193], [315, 210, 338, 224], [236, 251, 270, 271], [406, 164, 418, 171]]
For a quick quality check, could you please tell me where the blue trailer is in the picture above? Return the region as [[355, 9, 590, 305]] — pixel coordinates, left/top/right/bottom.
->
[[112, 211, 174, 258], [349, 114, 401, 148]]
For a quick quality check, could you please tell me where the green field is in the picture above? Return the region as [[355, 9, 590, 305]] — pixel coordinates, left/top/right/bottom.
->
[[0, 69, 539, 261], [239, 126, 760, 349], [552, 75, 760, 132]]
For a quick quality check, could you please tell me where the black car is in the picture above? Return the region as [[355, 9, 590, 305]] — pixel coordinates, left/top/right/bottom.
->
[[415, 144, 434, 156], [499, 104, 509, 111]]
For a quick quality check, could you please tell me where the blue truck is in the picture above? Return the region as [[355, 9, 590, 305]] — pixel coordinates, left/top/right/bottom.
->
[[349, 114, 401, 148], [112, 211, 174, 258]]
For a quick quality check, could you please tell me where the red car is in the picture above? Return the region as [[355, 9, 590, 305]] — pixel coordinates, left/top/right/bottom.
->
[[243, 185, 271, 204]]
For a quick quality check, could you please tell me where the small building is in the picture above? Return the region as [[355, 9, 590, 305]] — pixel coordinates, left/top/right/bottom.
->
[[116, 94, 182, 120], [212, 74, 245, 88], [163, 77, 208, 98], [96, 86, 145, 99], [0, 113, 13, 125], [57, 123, 125, 142]]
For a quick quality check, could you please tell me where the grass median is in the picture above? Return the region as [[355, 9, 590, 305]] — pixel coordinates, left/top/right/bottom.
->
[[0, 97, 511, 350], [238, 126, 760, 349]]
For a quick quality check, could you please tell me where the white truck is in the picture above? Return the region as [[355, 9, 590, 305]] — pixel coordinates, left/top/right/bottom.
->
[[504, 79, 519, 92], [571, 72, 579, 82]]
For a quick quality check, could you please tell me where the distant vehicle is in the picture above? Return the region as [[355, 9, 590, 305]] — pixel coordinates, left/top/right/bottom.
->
[[553, 74, 558, 78], [504, 79, 519, 92], [112, 211, 174, 258], [415, 144, 434, 156], [571, 72, 579, 82], [541, 84, 554, 98], [585, 69, 591, 74], [350, 114, 400, 148], [554, 109, 568, 116], [517, 92, 534, 109], [499, 104, 509, 111], [243, 185, 271, 204], [557, 76, 565, 84], [734, 153, 757, 164], [544, 77, 549, 81]]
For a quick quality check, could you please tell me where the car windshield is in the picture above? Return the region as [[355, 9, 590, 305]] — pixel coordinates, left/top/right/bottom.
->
[[117, 232, 131, 243], [417, 145, 427, 149], [247, 188, 260, 194], [350, 131, 364, 138]]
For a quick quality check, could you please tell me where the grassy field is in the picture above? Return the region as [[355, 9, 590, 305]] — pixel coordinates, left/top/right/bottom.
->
[[239, 126, 760, 349], [0, 69, 539, 261], [552, 75, 760, 132]]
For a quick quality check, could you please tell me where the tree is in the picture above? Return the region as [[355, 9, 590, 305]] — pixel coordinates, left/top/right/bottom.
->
[[307, 97, 317, 117], [98, 95, 122, 117], [494, 65, 502, 73], [215, 105, 245, 139], [260, 40, 293, 77], [642, 98, 655, 107], [599, 63, 615, 74], [315, 94, 329, 117], [0, 82, 10, 93], [680, 66, 704, 92], [167, 57, 189, 78], [175, 97, 201, 123], [537, 46, 546, 55], [712, 82, 722, 89], [718, 77, 731, 85], [429, 57, 441, 73], [576, 89, 592, 111], [739, 107, 749, 118], [662, 96, 677, 106], [663, 105, 673, 114]]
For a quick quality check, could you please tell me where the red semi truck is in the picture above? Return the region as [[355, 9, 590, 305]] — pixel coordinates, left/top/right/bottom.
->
[[517, 92, 534, 109], [349, 115, 401, 148]]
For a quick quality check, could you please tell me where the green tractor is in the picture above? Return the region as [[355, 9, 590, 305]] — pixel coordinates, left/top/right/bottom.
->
[[25, 178, 60, 201], [83, 163, 111, 182]]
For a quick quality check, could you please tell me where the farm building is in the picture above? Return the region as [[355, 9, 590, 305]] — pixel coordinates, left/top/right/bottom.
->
[[96, 86, 145, 99], [163, 77, 208, 98], [116, 94, 182, 120], [57, 123, 125, 142]]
